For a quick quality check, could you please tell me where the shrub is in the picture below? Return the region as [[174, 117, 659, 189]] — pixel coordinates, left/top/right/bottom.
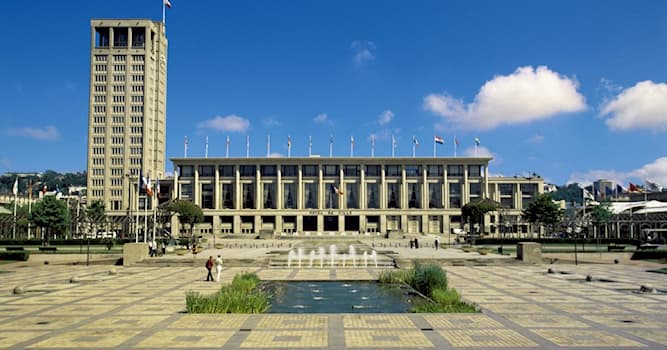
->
[[431, 288, 460, 305], [186, 273, 270, 313], [0, 251, 30, 261], [413, 263, 448, 297]]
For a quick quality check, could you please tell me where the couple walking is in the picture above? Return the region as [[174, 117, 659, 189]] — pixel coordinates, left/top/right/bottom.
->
[[205, 255, 223, 282]]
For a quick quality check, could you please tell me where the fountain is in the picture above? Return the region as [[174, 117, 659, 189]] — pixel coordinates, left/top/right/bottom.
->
[[297, 247, 304, 268], [329, 244, 337, 267], [363, 251, 368, 267], [318, 247, 326, 268], [371, 250, 378, 268], [288, 249, 295, 268], [349, 245, 357, 267], [309, 250, 315, 268]]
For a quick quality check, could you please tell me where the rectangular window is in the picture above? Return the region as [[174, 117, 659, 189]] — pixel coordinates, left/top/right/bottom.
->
[[262, 183, 276, 209], [219, 165, 235, 177], [302, 165, 318, 177], [180, 183, 192, 200], [242, 183, 255, 209], [221, 183, 234, 209], [449, 183, 462, 208], [365, 165, 381, 177], [260, 165, 277, 177], [387, 183, 401, 208], [323, 165, 339, 177], [447, 165, 464, 176], [427, 165, 443, 177], [325, 183, 339, 208], [468, 165, 482, 177], [407, 183, 421, 208], [499, 184, 514, 196], [343, 165, 360, 177], [385, 165, 401, 177], [201, 184, 214, 209], [429, 183, 442, 208], [281, 165, 298, 177], [179, 165, 194, 177], [366, 183, 379, 209], [199, 165, 214, 177], [283, 183, 296, 209], [304, 183, 318, 209], [240, 165, 256, 177], [469, 182, 482, 197], [405, 165, 421, 177], [345, 183, 359, 209]]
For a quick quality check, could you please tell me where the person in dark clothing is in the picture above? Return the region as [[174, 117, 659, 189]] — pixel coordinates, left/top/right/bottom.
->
[[414, 238, 419, 249], [205, 256, 214, 281], [434, 238, 439, 250]]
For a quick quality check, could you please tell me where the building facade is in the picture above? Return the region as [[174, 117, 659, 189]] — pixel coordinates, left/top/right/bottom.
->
[[87, 19, 167, 215], [170, 157, 543, 238]]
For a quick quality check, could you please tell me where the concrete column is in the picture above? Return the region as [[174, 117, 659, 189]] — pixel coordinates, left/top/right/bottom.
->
[[214, 166, 220, 209], [277, 168, 282, 209], [255, 167, 261, 210], [360, 167, 366, 209], [297, 215, 303, 233], [234, 168, 240, 210], [193, 166, 200, 206], [297, 166, 303, 209], [233, 215, 241, 234], [212, 215, 220, 235], [339, 215, 345, 233], [275, 215, 282, 235], [317, 215, 323, 233]]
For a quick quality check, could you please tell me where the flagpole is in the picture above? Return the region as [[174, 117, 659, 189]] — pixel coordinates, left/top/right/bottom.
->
[[184, 136, 188, 158], [267, 134, 270, 157], [246, 135, 250, 158], [391, 135, 395, 157], [433, 137, 436, 157], [28, 181, 32, 239], [205, 136, 209, 158], [12, 178, 17, 240], [225, 136, 230, 158], [329, 135, 333, 157], [454, 137, 457, 157], [371, 135, 375, 157], [135, 173, 140, 243], [350, 136, 354, 157], [162, 0, 166, 25], [308, 136, 312, 157], [412, 136, 416, 158], [287, 136, 291, 158]]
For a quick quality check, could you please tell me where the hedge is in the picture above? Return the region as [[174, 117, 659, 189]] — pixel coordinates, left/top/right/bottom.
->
[[0, 239, 134, 246], [631, 250, 667, 260], [0, 251, 30, 261], [475, 238, 642, 246]]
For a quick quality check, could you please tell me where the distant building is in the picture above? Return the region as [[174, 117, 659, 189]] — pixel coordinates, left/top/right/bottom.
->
[[168, 156, 544, 239], [87, 19, 168, 217]]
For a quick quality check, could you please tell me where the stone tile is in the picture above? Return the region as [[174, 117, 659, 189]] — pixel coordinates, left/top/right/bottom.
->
[[624, 328, 667, 345], [0, 304, 53, 316], [482, 303, 551, 314], [463, 294, 525, 303], [255, 315, 328, 329], [73, 296, 145, 304], [424, 314, 504, 329], [2, 316, 88, 330], [9, 296, 81, 305], [80, 315, 169, 329], [344, 330, 432, 348], [621, 303, 667, 314], [343, 315, 416, 329], [439, 329, 537, 347], [26, 330, 140, 348], [115, 303, 186, 315], [37, 304, 119, 316], [580, 314, 667, 328], [0, 331, 48, 348], [503, 313, 591, 328], [168, 314, 250, 329], [531, 329, 645, 347], [241, 330, 327, 348], [135, 330, 235, 348], [549, 303, 632, 315]]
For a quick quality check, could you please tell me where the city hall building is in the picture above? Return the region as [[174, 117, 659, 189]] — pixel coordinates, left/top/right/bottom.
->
[[169, 156, 543, 238]]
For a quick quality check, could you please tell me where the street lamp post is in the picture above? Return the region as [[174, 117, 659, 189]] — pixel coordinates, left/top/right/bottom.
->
[[574, 227, 581, 266]]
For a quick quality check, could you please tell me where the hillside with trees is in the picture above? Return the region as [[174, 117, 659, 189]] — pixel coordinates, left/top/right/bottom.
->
[[0, 170, 86, 196]]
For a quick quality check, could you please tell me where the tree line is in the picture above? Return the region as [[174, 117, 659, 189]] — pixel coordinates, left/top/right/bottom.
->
[[0, 170, 87, 196]]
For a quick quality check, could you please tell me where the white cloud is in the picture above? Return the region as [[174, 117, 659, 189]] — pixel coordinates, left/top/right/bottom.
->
[[268, 152, 284, 158], [528, 135, 544, 143], [5, 125, 60, 140], [600, 81, 667, 131], [463, 146, 493, 158], [198, 115, 250, 132], [351, 40, 376, 65], [313, 113, 328, 123], [262, 117, 281, 127], [568, 157, 667, 187], [378, 110, 394, 125], [423, 66, 587, 130]]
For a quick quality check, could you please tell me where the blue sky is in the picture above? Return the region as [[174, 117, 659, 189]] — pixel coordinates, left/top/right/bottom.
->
[[2, 0, 667, 187]]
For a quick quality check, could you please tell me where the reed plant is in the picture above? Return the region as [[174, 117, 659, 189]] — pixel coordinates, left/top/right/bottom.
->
[[186, 272, 270, 313]]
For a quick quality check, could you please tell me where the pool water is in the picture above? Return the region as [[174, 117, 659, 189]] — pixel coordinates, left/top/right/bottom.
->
[[266, 281, 423, 313]]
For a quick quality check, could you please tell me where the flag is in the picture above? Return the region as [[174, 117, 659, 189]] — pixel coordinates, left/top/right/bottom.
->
[[331, 184, 343, 195], [628, 182, 643, 193], [142, 172, 153, 196], [474, 137, 480, 146], [164, 0, 172, 8], [56, 185, 61, 194], [583, 188, 594, 201], [12, 178, 18, 196], [42, 185, 47, 194], [616, 184, 626, 195], [226, 135, 230, 146], [371, 135, 375, 147], [434, 136, 444, 144], [645, 180, 662, 192], [156, 178, 161, 196], [351, 136, 355, 147], [287, 136, 292, 148], [413, 136, 419, 146], [454, 137, 459, 146]]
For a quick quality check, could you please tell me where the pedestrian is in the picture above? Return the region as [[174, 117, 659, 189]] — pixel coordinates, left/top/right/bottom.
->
[[161, 241, 166, 256], [205, 256, 214, 282], [215, 254, 223, 282], [151, 239, 157, 257], [409, 239, 414, 249], [414, 238, 419, 249], [147, 240, 154, 257], [434, 238, 439, 250]]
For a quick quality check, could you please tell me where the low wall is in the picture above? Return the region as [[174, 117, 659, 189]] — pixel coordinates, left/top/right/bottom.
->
[[517, 242, 542, 264], [123, 243, 148, 266]]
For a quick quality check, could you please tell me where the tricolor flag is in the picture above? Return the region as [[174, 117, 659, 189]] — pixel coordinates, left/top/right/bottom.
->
[[142, 173, 154, 196], [287, 136, 292, 148], [351, 135, 355, 147], [454, 137, 459, 146], [434, 136, 444, 144], [164, 0, 172, 8], [413, 136, 419, 146], [156, 178, 161, 196], [331, 184, 344, 195], [474, 137, 480, 146]]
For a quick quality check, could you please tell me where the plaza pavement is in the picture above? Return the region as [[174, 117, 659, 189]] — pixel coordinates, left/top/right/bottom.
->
[[1, 240, 666, 349]]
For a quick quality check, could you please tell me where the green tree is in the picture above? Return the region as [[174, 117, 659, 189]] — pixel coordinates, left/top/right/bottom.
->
[[31, 196, 70, 243], [86, 200, 106, 238], [590, 201, 614, 239], [461, 198, 500, 236], [522, 193, 563, 239], [168, 200, 203, 243], [551, 183, 585, 205]]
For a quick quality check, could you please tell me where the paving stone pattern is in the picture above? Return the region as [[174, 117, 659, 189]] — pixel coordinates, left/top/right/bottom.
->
[[0, 263, 666, 349]]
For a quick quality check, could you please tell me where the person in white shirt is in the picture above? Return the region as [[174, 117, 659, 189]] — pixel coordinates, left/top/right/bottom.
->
[[215, 254, 223, 282]]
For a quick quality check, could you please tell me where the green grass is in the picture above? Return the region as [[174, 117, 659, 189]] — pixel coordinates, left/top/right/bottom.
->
[[378, 263, 478, 313], [186, 272, 270, 313]]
